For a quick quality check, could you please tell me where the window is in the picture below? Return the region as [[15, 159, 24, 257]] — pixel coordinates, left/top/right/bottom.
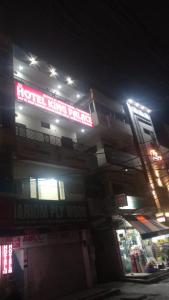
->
[[30, 178, 65, 200], [41, 121, 50, 129], [30, 178, 37, 198]]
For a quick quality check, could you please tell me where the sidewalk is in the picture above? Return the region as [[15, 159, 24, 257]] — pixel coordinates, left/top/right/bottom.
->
[[58, 278, 169, 300]]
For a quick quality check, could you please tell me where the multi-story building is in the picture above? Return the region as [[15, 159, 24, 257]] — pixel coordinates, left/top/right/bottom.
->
[[1, 33, 169, 298], [81, 88, 169, 279], [0, 35, 97, 300]]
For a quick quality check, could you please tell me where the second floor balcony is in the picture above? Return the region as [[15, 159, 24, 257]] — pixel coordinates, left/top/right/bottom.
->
[[15, 124, 97, 170]]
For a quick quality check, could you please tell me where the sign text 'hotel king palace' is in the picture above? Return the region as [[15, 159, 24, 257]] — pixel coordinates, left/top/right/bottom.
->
[[15, 81, 93, 127]]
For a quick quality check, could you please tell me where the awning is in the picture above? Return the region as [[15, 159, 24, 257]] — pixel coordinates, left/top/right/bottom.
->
[[125, 215, 169, 240]]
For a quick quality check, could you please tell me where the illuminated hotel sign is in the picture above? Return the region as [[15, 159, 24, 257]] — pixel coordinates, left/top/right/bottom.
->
[[15, 81, 93, 127], [0, 244, 12, 275]]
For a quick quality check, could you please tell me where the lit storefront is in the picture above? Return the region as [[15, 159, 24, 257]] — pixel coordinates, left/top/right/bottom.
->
[[116, 215, 169, 275]]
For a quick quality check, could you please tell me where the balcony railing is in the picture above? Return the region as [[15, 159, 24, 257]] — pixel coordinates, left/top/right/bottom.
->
[[15, 124, 89, 152]]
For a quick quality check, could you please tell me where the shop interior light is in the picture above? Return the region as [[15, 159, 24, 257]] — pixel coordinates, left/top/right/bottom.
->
[[19, 65, 23, 71], [81, 128, 85, 133], [57, 84, 62, 89], [157, 216, 166, 223], [28, 55, 38, 66], [155, 212, 164, 218], [19, 105, 23, 110], [66, 76, 74, 85], [76, 94, 80, 98], [49, 67, 58, 77], [55, 119, 60, 123], [165, 212, 169, 217]]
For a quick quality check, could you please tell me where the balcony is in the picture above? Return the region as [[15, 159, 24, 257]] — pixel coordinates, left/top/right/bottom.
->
[[15, 124, 97, 170]]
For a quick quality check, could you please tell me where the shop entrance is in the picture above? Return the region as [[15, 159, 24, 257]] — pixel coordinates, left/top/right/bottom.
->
[[116, 216, 169, 275]]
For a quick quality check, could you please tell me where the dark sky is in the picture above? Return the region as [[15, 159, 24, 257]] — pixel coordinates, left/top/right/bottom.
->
[[1, 0, 169, 121]]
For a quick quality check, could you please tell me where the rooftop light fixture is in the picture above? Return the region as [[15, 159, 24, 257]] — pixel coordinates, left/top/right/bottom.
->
[[127, 99, 152, 113], [127, 99, 134, 104], [28, 55, 38, 66], [49, 67, 58, 78], [66, 76, 74, 85]]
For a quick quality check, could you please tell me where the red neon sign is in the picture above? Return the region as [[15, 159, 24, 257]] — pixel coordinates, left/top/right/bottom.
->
[[15, 81, 93, 127], [1, 244, 12, 275]]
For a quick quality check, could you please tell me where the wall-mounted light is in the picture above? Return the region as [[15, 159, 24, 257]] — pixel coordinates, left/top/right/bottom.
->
[[19, 65, 23, 71], [76, 94, 80, 99], [55, 119, 60, 123], [19, 105, 23, 110], [28, 55, 38, 66], [127, 99, 152, 114], [66, 76, 74, 85], [57, 84, 62, 89], [157, 216, 166, 223], [81, 128, 85, 133], [16, 71, 22, 77], [49, 67, 58, 78]]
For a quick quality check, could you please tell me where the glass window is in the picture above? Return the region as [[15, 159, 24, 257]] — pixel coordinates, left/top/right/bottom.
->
[[59, 180, 65, 200], [30, 178, 65, 200], [38, 178, 59, 200], [30, 178, 37, 198]]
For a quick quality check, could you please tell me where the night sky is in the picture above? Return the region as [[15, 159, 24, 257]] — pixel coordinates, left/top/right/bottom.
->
[[1, 1, 169, 121]]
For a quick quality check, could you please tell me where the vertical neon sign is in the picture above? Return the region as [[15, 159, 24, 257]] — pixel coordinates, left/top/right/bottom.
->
[[1, 244, 13, 275]]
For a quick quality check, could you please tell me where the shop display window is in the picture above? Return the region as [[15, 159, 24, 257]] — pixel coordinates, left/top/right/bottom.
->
[[117, 227, 169, 274]]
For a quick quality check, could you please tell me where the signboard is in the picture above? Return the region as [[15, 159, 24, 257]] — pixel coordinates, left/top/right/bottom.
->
[[1, 244, 12, 275], [14, 200, 87, 225], [115, 194, 127, 207], [15, 81, 93, 127], [12, 231, 81, 249], [0, 197, 87, 227]]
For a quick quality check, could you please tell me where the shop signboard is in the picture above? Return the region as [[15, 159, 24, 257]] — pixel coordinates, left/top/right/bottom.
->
[[115, 194, 127, 207], [1, 244, 12, 275], [15, 81, 93, 127], [12, 231, 81, 249], [14, 200, 87, 225]]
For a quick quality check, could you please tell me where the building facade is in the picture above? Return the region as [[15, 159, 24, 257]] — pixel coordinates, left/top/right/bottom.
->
[[1, 33, 169, 298], [83, 88, 169, 278], [0, 35, 97, 300]]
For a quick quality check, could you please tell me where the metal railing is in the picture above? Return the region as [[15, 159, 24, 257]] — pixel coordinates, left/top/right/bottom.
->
[[15, 124, 90, 152]]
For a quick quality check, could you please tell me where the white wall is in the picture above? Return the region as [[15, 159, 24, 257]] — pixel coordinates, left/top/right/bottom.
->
[[15, 112, 77, 141]]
